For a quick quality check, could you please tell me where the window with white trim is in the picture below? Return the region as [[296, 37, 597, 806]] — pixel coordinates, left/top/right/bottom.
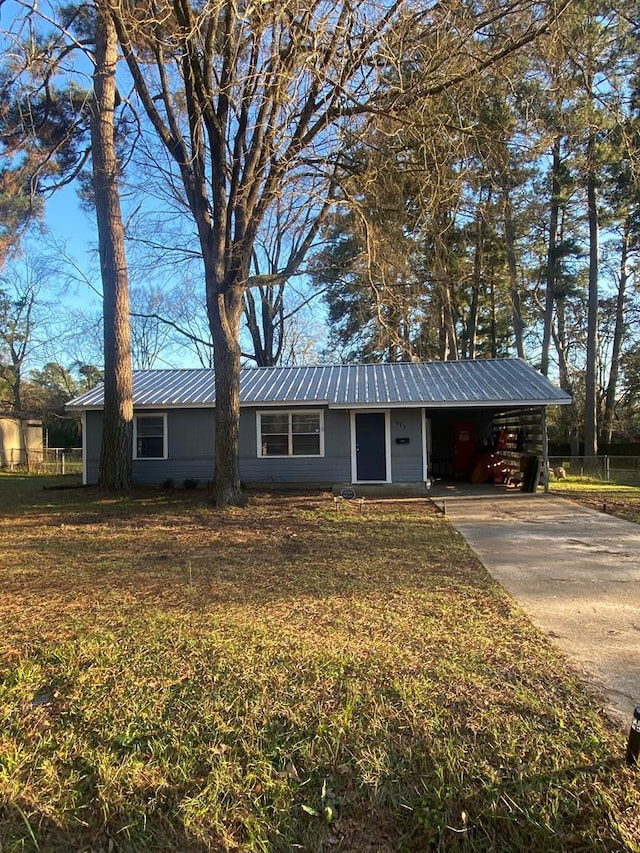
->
[[134, 414, 167, 459], [258, 411, 324, 457]]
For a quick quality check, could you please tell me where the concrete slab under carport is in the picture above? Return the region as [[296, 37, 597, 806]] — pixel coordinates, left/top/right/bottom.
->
[[434, 484, 640, 726]]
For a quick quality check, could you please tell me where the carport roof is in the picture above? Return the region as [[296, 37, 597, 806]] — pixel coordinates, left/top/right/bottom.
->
[[67, 359, 571, 410]]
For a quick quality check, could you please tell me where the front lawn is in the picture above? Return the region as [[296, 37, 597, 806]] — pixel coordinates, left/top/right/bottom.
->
[[0, 474, 638, 852]]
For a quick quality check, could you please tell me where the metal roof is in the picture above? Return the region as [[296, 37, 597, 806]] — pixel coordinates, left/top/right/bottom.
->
[[67, 359, 571, 410]]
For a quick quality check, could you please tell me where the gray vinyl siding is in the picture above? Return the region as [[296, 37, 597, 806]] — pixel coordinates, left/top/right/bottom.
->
[[84, 408, 216, 486], [389, 408, 424, 482], [121, 409, 215, 485], [85, 406, 352, 486], [85, 404, 537, 488], [85, 410, 103, 484], [142, 408, 215, 485], [239, 406, 351, 484]]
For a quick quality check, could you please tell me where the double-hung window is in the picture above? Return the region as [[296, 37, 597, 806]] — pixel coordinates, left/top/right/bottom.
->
[[258, 411, 324, 457], [134, 414, 167, 459]]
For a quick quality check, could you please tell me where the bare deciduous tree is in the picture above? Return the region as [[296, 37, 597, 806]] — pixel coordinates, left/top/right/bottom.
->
[[0, 279, 38, 411], [109, 0, 568, 505], [109, 0, 413, 504]]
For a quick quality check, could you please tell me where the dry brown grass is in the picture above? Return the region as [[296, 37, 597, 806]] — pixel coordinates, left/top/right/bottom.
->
[[550, 478, 640, 524], [0, 474, 638, 852]]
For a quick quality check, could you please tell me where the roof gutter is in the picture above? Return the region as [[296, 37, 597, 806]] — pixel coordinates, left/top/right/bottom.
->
[[328, 398, 572, 410]]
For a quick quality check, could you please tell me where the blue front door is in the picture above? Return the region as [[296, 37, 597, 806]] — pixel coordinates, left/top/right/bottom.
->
[[355, 412, 387, 481]]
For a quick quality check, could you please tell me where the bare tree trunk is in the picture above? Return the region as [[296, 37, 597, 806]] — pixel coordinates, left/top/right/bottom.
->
[[92, 0, 133, 490], [208, 279, 245, 505], [584, 155, 599, 457], [11, 368, 22, 412], [601, 218, 629, 445], [437, 300, 447, 360], [551, 298, 575, 454], [553, 297, 571, 392], [401, 304, 412, 360], [541, 138, 561, 375], [503, 186, 525, 358], [467, 210, 483, 359], [444, 279, 459, 361], [243, 288, 266, 366], [489, 277, 497, 358], [243, 283, 284, 366]]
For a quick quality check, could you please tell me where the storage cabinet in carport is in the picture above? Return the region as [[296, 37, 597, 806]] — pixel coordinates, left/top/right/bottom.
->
[[521, 454, 542, 492]]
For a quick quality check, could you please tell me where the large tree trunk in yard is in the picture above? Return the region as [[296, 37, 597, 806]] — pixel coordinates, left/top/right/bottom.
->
[[583, 159, 599, 458], [467, 211, 482, 359], [92, 1, 133, 490], [209, 283, 245, 506], [541, 138, 561, 376], [503, 187, 525, 358], [601, 221, 629, 446]]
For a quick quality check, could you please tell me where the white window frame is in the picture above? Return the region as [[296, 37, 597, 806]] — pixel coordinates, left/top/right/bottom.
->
[[133, 412, 168, 460], [256, 409, 325, 458]]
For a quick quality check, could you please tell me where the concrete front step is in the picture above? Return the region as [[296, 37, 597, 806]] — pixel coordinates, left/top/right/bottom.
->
[[331, 482, 431, 498]]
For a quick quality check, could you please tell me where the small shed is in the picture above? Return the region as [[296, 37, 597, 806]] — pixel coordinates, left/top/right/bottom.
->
[[67, 358, 571, 489], [0, 414, 44, 469]]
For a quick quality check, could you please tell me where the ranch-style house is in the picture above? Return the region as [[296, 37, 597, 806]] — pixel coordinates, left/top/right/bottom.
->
[[67, 359, 571, 490]]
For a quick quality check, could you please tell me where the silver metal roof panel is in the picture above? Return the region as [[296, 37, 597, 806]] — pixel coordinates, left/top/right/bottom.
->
[[67, 359, 571, 410]]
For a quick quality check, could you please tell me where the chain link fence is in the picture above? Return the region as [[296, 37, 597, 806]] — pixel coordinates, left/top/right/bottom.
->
[[549, 456, 640, 485], [1, 448, 83, 475]]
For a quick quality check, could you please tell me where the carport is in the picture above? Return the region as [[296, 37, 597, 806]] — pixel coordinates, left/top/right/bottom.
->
[[428, 405, 550, 490]]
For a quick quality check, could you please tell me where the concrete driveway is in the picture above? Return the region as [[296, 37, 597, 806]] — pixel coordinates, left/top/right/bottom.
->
[[433, 485, 640, 726]]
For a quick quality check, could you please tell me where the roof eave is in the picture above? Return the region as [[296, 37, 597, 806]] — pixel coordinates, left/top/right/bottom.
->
[[68, 396, 572, 412], [329, 398, 572, 410]]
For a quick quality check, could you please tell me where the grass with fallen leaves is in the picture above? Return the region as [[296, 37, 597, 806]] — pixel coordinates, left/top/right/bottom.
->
[[550, 477, 640, 524], [0, 473, 638, 852]]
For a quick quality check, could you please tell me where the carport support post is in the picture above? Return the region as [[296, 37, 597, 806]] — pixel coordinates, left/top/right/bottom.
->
[[542, 407, 550, 493]]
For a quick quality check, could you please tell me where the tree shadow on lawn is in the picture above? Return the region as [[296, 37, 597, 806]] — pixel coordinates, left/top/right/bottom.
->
[[419, 756, 636, 852], [0, 475, 219, 520], [0, 801, 212, 853], [2, 491, 637, 850], [0, 740, 633, 852]]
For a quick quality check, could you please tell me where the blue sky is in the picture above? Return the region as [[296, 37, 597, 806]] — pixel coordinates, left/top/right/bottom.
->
[[45, 187, 100, 284], [2, 2, 326, 373]]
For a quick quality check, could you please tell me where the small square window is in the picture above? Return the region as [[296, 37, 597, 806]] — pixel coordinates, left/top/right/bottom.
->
[[135, 415, 166, 459]]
